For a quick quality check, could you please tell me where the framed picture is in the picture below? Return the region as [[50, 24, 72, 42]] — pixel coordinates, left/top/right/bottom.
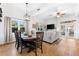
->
[[61, 25, 65, 35], [32, 24, 36, 28]]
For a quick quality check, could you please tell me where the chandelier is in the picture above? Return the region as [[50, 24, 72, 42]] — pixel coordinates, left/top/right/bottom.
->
[[23, 3, 30, 20]]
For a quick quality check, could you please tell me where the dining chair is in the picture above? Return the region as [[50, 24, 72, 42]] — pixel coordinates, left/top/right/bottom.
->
[[34, 32, 44, 56], [14, 30, 20, 50], [18, 31, 36, 54], [15, 31, 29, 53], [18, 31, 30, 53]]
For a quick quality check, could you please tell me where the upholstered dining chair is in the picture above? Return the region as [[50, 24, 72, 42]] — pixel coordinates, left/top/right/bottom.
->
[[34, 32, 44, 56]]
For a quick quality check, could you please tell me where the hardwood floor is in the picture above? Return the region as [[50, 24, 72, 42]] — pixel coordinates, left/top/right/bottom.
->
[[0, 39, 79, 56]]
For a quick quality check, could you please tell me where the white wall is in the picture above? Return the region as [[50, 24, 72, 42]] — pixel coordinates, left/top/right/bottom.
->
[[0, 17, 5, 44], [42, 17, 58, 31], [28, 17, 40, 35], [0, 5, 5, 44]]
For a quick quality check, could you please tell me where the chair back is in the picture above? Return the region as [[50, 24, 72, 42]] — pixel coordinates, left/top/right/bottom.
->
[[18, 31, 23, 44], [36, 32, 44, 47], [15, 30, 19, 43], [15, 30, 22, 45]]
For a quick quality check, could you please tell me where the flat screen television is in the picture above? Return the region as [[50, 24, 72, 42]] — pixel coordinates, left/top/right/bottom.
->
[[47, 24, 55, 29]]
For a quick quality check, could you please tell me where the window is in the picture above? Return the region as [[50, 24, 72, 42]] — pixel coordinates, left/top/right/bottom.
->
[[12, 20, 18, 32]]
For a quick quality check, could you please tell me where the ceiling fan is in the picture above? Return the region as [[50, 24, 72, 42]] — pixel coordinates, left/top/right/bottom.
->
[[53, 9, 66, 18]]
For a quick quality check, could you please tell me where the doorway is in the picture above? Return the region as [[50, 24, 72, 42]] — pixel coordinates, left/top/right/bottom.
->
[[60, 21, 75, 39]]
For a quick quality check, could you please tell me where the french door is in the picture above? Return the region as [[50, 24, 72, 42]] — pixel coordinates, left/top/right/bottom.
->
[[60, 23, 74, 39]]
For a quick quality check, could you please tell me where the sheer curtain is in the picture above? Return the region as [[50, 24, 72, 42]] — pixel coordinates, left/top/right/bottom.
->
[[4, 16, 12, 43]]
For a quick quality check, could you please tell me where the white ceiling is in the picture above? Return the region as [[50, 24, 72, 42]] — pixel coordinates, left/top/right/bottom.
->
[[1, 3, 79, 20], [27, 3, 79, 20], [2, 3, 26, 19]]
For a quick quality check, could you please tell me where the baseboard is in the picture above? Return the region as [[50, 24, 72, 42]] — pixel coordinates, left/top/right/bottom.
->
[[0, 41, 15, 46]]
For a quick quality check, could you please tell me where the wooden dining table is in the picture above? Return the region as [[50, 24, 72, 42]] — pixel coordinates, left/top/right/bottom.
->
[[21, 35, 37, 41], [21, 35, 37, 52]]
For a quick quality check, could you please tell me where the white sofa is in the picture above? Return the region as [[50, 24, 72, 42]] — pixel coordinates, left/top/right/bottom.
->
[[43, 30, 59, 43]]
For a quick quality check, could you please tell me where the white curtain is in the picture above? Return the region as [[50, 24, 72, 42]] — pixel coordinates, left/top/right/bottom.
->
[[4, 16, 12, 43]]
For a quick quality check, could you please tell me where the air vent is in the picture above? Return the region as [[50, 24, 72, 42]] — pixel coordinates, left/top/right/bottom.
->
[[26, 3, 28, 5], [37, 8, 40, 11]]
